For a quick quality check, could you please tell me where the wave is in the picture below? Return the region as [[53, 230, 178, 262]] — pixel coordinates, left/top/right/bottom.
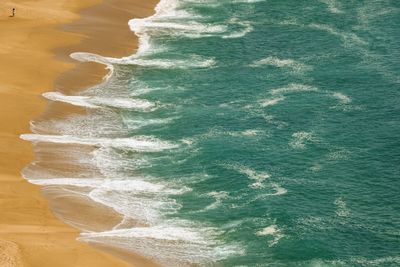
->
[[72, 52, 215, 69], [330, 92, 352, 104], [233, 0, 265, 3], [203, 191, 229, 211], [20, 134, 177, 152], [289, 131, 314, 149], [334, 197, 350, 217], [259, 96, 285, 107], [129, 0, 253, 41], [309, 23, 367, 47], [88, 188, 182, 224], [270, 83, 318, 95], [222, 20, 254, 39], [224, 164, 270, 189], [26, 177, 186, 195], [265, 183, 288, 196], [319, 0, 344, 14], [263, 87, 351, 108], [130, 19, 227, 36], [90, 148, 151, 179], [129, 0, 227, 40], [30, 110, 127, 137], [303, 256, 400, 267], [273, 21, 366, 50], [256, 224, 284, 247], [79, 222, 242, 266], [43, 92, 156, 111], [250, 56, 312, 73], [123, 117, 176, 130]]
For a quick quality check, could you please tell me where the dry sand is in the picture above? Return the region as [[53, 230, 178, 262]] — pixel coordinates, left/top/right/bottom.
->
[[0, 0, 158, 266]]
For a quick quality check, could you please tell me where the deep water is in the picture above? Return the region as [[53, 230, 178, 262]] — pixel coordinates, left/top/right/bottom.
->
[[23, 0, 400, 266]]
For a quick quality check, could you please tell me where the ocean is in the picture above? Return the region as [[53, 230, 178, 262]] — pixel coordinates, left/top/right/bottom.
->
[[21, 0, 400, 266]]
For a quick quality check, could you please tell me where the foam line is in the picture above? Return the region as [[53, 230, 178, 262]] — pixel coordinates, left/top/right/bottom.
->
[[43, 92, 156, 111], [20, 134, 177, 152]]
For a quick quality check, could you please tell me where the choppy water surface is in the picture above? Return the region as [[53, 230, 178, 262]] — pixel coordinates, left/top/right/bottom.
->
[[23, 0, 400, 266]]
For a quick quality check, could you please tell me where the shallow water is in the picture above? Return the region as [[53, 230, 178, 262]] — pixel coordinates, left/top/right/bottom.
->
[[24, 0, 400, 266]]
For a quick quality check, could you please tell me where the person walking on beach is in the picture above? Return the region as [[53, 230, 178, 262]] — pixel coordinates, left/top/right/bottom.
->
[[11, 8, 16, 17]]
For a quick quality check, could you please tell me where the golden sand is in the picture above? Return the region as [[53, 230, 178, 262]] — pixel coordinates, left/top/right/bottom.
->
[[0, 0, 157, 266]]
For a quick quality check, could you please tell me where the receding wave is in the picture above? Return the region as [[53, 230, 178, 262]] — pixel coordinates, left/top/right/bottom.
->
[[79, 223, 243, 267], [30, 110, 126, 137], [72, 52, 215, 69], [26, 177, 186, 195], [43, 92, 156, 111], [20, 134, 177, 152]]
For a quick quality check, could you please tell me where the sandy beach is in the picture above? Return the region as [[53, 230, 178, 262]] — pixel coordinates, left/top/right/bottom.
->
[[0, 0, 157, 266]]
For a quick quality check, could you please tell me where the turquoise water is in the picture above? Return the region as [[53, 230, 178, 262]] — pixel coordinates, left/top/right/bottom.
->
[[23, 0, 400, 266]]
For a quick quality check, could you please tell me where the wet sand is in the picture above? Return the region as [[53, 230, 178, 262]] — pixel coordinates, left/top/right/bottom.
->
[[0, 0, 157, 266]]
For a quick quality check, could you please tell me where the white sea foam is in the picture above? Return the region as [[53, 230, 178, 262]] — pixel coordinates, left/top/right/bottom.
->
[[131, 20, 227, 35], [129, 0, 227, 40], [241, 129, 264, 136], [327, 148, 350, 160], [331, 92, 351, 104], [233, 0, 265, 3], [309, 24, 367, 47], [228, 164, 270, 189], [305, 256, 400, 266], [222, 21, 253, 39], [91, 148, 151, 178], [69, 52, 115, 81], [72, 52, 215, 69], [250, 57, 311, 73], [271, 84, 318, 95], [89, 188, 182, 224], [256, 225, 284, 247], [43, 92, 156, 111], [129, 0, 253, 42], [289, 131, 314, 149], [334, 197, 350, 217], [208, 129, 265, 138], [264, 183, 288, 196], [319, 0, 344, 14], [256, 225, 278, 236], [204, 191, 229, 210], [80, 222, 242, 266], [260, 97, 285, 107], [30, 110, 126, 137], [84, 225, 206, 242], [43, 92, 98, 108], [123, 117, 175, 131], [27, 177, 186, 195], [20, 134, 177, 152]]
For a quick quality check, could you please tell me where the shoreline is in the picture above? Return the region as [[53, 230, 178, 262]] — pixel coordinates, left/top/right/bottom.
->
[[0, 0, 157, 266]]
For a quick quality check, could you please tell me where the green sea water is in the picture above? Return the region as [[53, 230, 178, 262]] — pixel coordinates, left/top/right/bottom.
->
[[23, 0, 400, 266]]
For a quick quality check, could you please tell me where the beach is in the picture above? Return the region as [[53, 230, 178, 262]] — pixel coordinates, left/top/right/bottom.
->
[[1, 0, 399, 266], [0, 0, 157, 266]]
